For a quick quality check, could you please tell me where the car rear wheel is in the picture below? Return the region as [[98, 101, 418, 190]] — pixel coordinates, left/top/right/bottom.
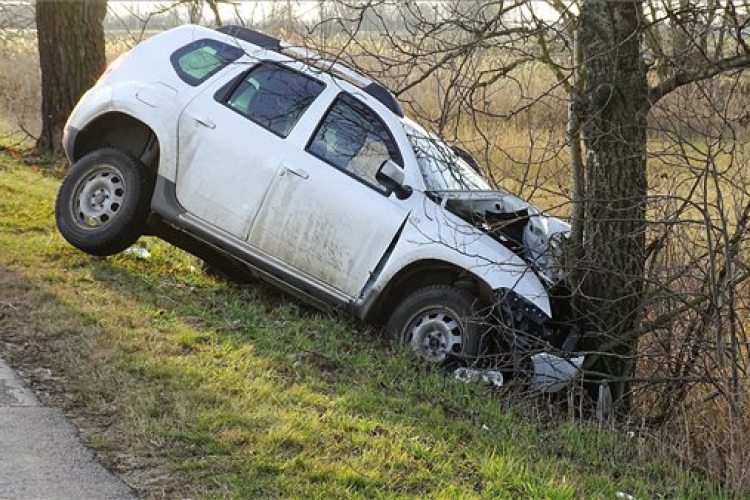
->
[[386, 285, 488, 365], [55, 148, 154, 256]]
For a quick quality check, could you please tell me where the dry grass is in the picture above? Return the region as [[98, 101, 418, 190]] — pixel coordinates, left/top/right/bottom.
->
[[0, 31, 40, 139], [0, 31, 145, 141]]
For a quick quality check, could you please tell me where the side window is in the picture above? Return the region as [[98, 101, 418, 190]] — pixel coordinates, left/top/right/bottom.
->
[[307, 94, 402, 190], [171, 39, 244, 86], [223, 63, 325, 138]]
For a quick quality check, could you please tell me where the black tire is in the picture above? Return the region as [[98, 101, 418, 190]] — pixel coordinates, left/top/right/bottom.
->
[[55, 148, 154, 256], [386, 285, 488, 365]]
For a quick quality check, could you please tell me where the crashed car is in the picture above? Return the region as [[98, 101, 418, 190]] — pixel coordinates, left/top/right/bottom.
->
[[55, 24, 582, 390]]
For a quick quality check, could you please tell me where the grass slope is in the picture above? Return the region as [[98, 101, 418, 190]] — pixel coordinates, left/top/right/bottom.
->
[[0, 151, 716, 498]]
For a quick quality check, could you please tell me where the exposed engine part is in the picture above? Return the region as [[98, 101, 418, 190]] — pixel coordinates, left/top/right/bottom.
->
[[440, 192, 569, 284]]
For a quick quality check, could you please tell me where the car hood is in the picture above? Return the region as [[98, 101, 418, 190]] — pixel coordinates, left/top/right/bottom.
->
[[427, 189, 570, 283]]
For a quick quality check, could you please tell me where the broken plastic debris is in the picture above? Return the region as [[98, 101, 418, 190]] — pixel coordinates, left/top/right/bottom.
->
[[123, 247, 150, 259], [615, 492, 635, 500], [596, 379, 614, 423], [529, 354, 584, 393], [453, 367, 504, 387]]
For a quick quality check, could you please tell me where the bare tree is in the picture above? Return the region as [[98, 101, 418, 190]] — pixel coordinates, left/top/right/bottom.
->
[[176, 0, 224, 26], [35, 0, 107, 152], [573, 0, 750, 405], [572, 1, 649, 407]]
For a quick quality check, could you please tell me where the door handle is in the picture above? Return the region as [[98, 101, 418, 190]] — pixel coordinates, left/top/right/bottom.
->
[[193, 115, 216, 129], [284, 166, 309, 179]]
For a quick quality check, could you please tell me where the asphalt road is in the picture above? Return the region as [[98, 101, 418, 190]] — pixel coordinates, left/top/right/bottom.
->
[[0, 358, 135, 499]]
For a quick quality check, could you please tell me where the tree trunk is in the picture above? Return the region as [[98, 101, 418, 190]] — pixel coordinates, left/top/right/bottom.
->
[[576, 1, 649, 408], [35, 0, 107, 153]]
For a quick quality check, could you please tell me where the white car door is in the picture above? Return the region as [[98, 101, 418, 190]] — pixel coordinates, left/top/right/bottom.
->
[[248, 93, 410, 297], [176, 61, 325, 238]]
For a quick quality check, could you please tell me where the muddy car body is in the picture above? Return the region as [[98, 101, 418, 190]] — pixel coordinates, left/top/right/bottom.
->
[[56, 24, 582, 390]]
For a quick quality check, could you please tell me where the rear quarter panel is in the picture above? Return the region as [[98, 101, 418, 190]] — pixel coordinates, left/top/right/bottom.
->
[[84, 25, 252, 181]]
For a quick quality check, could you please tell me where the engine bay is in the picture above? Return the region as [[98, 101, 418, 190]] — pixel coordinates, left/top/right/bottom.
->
[[433, 190, 570, 284]]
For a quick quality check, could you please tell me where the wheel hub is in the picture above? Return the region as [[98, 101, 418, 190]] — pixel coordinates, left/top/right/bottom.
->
[[91, 189, 107, 206], [73, 166, 125, 228], [407, 310, 463, 362]]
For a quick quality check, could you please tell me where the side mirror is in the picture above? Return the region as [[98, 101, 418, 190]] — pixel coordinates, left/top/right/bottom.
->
[[376, 160, 412, 200]]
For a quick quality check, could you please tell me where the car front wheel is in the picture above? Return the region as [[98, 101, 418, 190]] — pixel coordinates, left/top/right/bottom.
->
[[55, 148, 154, 256], [386, 285, 488, 365]]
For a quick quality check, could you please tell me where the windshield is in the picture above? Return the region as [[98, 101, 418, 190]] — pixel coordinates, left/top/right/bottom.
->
[[407, 128, 492, 191]]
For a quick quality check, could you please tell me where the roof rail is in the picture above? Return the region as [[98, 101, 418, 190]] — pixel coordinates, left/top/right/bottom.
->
[[216, 25, 281, 52], [215, 25, 403, 118], [363, 82, 403, 118]]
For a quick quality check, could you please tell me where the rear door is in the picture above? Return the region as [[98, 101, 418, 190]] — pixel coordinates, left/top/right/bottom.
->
[[175, 60, 325, 238], [247, 93, 410, 297]]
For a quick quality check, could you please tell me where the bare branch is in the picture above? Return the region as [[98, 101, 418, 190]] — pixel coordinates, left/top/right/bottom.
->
[[650, 53, 750, 104]]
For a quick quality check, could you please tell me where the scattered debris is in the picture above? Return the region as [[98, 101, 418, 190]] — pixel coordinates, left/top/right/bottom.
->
[[596, 380, 614, 424], [123, 246, 150, 259], [615, 491, 635, 500], [453, 367, 504, 387]]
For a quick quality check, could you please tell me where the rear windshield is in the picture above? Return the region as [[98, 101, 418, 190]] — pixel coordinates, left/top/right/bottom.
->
[[171, 39, 244, 86]]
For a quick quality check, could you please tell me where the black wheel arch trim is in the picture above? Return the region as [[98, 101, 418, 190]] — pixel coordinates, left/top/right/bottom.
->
[[151, 175, 187, 222], [63, 125, 80, 162], [359, 259, 496, 325]]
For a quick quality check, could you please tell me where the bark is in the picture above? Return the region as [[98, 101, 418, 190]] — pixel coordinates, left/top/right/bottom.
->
[[35, 0, 107, 153], [567, 27, 585, 318], [576, 1, 649, 408]]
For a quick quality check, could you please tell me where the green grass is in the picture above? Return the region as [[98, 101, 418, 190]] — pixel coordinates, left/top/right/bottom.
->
[[0, 149, 719, 498]]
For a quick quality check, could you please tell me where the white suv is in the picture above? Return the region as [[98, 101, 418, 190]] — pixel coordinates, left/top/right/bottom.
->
[[56, 25, 581, 389]]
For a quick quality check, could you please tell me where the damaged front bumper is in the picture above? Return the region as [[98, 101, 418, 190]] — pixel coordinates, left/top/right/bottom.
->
[[530, 353, 585, 392], [494, 288, 584, 393]]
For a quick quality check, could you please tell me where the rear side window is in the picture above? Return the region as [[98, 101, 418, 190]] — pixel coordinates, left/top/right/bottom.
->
[[171, 39, 244, 86], [223, 63, 325, 138]]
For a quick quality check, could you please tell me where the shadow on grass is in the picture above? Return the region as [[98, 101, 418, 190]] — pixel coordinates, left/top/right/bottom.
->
[[83, 259, 559, 496]]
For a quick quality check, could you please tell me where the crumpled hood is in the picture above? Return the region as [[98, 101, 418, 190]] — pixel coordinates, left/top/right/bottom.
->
[[428, 189, 571, 282]]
